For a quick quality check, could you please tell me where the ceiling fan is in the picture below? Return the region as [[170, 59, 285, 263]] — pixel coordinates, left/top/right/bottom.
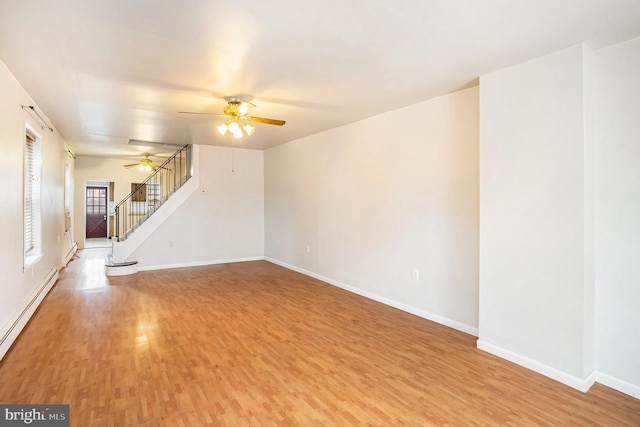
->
[[179, 97, 285, 138], [124, 154, 166, 172]]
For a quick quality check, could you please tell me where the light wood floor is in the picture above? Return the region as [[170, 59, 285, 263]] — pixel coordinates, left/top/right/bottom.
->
[[1, 249, 638, 426]]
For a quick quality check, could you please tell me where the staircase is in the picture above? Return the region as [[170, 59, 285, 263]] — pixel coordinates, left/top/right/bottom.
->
[[106, 144, 194, 276]]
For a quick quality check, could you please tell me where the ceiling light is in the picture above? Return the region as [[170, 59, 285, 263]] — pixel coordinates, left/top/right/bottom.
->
[[238, 102, 250, 115], [216, 119, 255, 138], [216, 123, 228, 135], [228, 121, 240, 133], [243, 124, 255, 136]]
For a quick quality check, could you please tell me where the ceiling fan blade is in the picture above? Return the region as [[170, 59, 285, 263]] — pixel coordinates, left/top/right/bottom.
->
[[179, 111, 229, 117], [245, 116, 286, 126], [124, 163, 139, 167]]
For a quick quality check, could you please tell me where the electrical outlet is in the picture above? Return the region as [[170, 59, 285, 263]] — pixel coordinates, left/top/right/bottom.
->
[[169, 241, 174, 248], [412, 268, 419, 280], [306, 245, 311, 253]]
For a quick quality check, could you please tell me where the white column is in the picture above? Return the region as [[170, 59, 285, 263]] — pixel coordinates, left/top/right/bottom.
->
[[478, 44, 595, 390]]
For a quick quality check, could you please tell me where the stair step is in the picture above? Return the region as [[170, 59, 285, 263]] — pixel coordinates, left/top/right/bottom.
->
[[105, 260, 138, 267], [105, 255, 138, 276]]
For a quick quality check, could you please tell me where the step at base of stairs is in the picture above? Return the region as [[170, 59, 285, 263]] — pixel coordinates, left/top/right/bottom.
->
[[105, 255, 138, 276]]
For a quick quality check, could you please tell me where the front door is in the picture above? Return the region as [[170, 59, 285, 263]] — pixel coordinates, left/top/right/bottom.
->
[[86, 186, 108, 238]]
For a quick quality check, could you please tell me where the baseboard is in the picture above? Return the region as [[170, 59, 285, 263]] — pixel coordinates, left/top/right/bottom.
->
[[138, 256, 265, 272], [0, 268, 59, 361], [594, 371, 640, 399], [61, 242, 78, 268], [477, 339, 596, 392], [105, 261, 138, 276], [265, 257, 478, 337]]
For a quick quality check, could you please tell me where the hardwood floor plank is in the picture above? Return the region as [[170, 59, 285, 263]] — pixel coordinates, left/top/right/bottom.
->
[[0, 248, 638, 426]]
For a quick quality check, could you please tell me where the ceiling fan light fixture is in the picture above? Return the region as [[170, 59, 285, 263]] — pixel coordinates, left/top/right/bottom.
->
[[216, 123, 229, 135], [243, 124, 255, 136], [228, 121, 240, 133], [182, 98, 285, 140], [238, 102, 250, 115], [182, 98, 284, 140], [218, 119, 250, 139], [124, 153, 163, 171]]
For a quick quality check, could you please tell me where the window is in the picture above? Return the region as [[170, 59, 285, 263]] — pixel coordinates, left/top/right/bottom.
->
[[86, 187, 107, 215], [131, 182, 161, 209], [147, 183, 160, 206], [24, 126, 42, 268]]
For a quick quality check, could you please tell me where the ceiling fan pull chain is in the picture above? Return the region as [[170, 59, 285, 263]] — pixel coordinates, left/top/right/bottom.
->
[[231, 135, 235, 173]]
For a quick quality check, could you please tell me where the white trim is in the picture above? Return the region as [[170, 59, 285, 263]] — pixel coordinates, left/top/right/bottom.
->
[[23, 253, 44, 270], [477, 339, 596, 392], [138, 256, 265, 271], [105, 262, 138, 276], [61, 242, 78, 268], [265, 257, 478, 337], [23, 124, 42, 269], [0, 268, 58, 361], [594, 372, 640, 400], [477, 340, 640, 399]]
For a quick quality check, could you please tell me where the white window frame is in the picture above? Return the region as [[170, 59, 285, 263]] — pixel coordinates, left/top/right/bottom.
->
[[24, 125, 43, 269], [146, 183, 161, 207]]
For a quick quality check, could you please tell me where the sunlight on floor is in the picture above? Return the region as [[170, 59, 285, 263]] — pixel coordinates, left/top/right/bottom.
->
[[84, 237, 112, 249], [75, 249, 111, 291], [136, 317, 158, 349]]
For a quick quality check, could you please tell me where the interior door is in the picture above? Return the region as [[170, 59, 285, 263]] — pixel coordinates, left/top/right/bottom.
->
[[86, 186, 108, 238]]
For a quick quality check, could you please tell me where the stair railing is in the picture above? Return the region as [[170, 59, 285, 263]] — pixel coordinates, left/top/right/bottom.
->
[[114, 144, 192, 242]]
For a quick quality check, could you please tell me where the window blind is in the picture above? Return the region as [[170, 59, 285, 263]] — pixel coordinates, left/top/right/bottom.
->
[[24, 129, 41, 263], [24, 132, 36, 256]]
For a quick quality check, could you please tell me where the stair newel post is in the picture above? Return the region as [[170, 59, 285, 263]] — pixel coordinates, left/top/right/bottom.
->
[[114, 205, 119, 242]]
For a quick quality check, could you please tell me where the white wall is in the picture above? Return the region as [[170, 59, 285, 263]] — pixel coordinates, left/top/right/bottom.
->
[[0, 59, 73, 358], [265, 87, 479, 334], [478, 41, 640, 397], [478, 45, 594, 384], [594, 37, 640, 393], [130, 145, 264, 269]]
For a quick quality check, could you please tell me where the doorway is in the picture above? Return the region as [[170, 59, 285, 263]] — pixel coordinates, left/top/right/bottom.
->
[[85, 186, 108, 238]]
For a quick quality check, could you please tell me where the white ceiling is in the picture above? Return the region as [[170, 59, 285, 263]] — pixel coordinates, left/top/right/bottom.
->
[[1, 0, 640, 157]]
